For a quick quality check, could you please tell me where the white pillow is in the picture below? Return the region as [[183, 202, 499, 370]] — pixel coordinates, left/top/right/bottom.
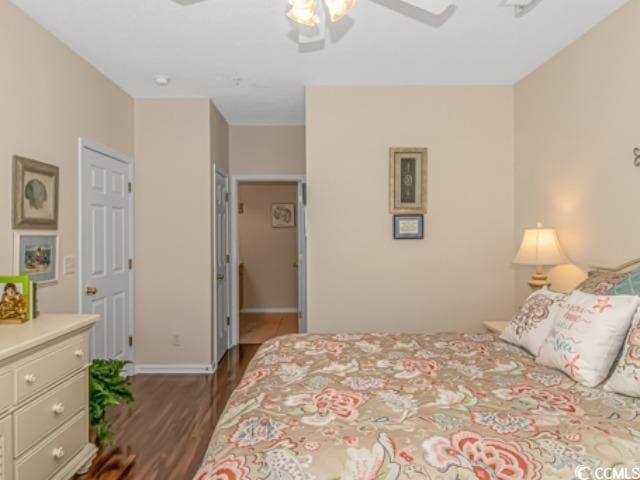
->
[[500, 287, 566, 355], [604, 308, 640, 396], [536, 290, 639, 387]]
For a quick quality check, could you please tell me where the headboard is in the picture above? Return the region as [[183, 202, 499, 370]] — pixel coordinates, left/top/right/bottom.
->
[[588, 258, 640, 274]]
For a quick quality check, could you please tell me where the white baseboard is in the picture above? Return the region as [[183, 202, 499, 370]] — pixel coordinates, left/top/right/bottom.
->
[[134, 364, 215, 375], [241, 307, 298, 314]]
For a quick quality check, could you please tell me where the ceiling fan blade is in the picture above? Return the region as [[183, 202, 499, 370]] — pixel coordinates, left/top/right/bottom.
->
[[500, 0, 543, 17], [170, 0, 210, 6], [369, 0, 456, 27]]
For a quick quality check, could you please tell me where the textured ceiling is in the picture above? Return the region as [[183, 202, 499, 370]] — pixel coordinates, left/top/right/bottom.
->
[[11, 0, 628, 124]]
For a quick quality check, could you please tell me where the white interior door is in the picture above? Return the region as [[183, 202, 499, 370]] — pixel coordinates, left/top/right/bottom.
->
[[80, 142, 132, 362], [297, 182, 307, 333], [215, 170, 230, 363]]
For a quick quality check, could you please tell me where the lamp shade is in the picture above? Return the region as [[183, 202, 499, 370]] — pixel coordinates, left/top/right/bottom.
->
[[513, 224, 569, 266]]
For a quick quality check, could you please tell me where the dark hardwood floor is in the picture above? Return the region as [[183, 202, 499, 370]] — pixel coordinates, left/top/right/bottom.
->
[[79, 344, 260, 480]]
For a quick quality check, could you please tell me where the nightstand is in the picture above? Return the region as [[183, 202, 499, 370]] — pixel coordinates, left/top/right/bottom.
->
[[483, 320, 509, 334]]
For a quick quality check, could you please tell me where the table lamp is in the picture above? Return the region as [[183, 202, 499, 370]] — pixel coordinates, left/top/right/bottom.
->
[[514, 223, 569, 288]]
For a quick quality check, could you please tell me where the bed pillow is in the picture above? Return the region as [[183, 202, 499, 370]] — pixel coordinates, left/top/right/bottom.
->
[[607, 267, 640, 296], [604, 309, 640, 396], [536, 290, 639, 387], [500, 287, 566, 355], [576, 270, 628, 295], [603, 268, 640, 396]]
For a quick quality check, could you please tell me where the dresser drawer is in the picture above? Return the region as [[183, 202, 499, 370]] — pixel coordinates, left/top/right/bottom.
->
[[14, 372, 87, 456], [15, 336, 87, 403], [0, 415, 14, 480], [14, 411, 86, 480], [0, 368, 13, 413]]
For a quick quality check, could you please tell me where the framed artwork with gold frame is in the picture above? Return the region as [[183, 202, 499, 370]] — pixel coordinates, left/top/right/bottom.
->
[[389, 147, 427, 214], [12, 156, 59, 230]]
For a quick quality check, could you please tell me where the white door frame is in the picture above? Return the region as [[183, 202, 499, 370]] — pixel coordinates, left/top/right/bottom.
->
[[212, 165, 230, 365], [77, 138, 135, 366], [229, 174, 307, 347]]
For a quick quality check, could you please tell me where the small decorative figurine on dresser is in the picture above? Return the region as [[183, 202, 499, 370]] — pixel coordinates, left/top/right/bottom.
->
[[0, 275, 31, 324]]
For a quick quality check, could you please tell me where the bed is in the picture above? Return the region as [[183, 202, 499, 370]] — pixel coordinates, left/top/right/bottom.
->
[[194, 331, 640, 479]]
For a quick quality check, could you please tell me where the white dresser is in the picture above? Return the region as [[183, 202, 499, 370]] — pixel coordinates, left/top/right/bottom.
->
[[0, 314, 99, 480]]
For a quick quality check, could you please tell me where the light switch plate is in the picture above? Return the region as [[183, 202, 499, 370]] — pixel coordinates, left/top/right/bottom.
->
[[63, 255, 76, 275]]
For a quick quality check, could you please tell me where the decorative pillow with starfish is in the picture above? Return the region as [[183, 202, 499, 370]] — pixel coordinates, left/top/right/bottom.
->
[[536, 290, 639, 388]]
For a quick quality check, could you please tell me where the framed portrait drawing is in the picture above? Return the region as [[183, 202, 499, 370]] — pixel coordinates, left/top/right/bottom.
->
[[272, 203, 296, 228], [393, 215, 424, 240], [389, 147, 427, 214], [13, 156, 59, 230], [13, 232, 59, 284]]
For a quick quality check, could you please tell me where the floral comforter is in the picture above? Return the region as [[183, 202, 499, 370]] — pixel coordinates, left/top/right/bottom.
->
[[195, 333, 640, 479]]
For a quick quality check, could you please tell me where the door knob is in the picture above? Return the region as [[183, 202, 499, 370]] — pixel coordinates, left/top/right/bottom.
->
[[86, 286, 98, 295], [216, 274, 224, 280]]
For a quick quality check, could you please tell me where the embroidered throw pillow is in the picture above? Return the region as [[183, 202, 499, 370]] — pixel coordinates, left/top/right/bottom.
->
[[536, 290, 639, 387], [576, 270, 628, 295], [500, 287, 566, 355], [604, 309, 640, 396]]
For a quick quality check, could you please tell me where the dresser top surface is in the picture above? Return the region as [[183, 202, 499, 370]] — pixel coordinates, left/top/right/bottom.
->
[[0, 314, 98, 362]]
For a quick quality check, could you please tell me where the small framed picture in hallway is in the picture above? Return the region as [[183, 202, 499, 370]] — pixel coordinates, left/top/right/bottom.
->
[[271, 203, 296, 228]]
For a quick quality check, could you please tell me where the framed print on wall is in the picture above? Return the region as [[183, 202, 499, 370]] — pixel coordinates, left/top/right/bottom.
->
[[13, 155, 59, 230], [272, 203, 296, 228], [393, 215, 424, 240], [13, 232, 59, 284], [389, 147, 427, 214]]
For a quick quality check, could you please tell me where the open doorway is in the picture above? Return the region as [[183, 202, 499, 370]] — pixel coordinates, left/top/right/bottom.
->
[[237, 181, 298, 343], [230, 175, 307, 346]]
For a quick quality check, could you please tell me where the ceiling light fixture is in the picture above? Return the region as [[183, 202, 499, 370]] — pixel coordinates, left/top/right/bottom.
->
[[287, 0, 356, 26], [287, 0, 320, 26], [324, 0, 357, 22]]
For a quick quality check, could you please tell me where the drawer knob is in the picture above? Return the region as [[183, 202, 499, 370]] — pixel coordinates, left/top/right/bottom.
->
[[25, 374, 37, 385], [75, 349, 84, 358], [52, 447, 65, 460], [52, 403, 65, 415]]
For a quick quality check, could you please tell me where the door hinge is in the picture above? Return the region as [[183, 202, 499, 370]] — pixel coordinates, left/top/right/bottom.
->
[[129, 335, 133, 347], [128, 182, 132, 193], [298, 311, 303, 319], [226, 316, 231, 326], [225, 192, 230, 202], [128, 258, 133, 270], [226, 254, 230, 264]]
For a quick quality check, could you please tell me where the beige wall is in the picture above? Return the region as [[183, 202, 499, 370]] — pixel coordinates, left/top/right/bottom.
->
[[229, 126, 305, 174], [211, 103, 230, 173], [514, 0, 640, 302], [306, 86, 515, 333], [134, 99, 223, 365], [239, 183, 298, 310], [0, 1, 133, 313]]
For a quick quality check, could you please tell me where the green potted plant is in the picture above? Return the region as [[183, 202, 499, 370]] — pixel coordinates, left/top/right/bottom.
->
[[89, 359, 134, 445]]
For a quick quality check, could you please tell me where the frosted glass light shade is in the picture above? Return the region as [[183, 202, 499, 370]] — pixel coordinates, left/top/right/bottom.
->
[[287, 0, 320, 26], [324, 0, 356, 22], [514, 225, 569, 266]]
